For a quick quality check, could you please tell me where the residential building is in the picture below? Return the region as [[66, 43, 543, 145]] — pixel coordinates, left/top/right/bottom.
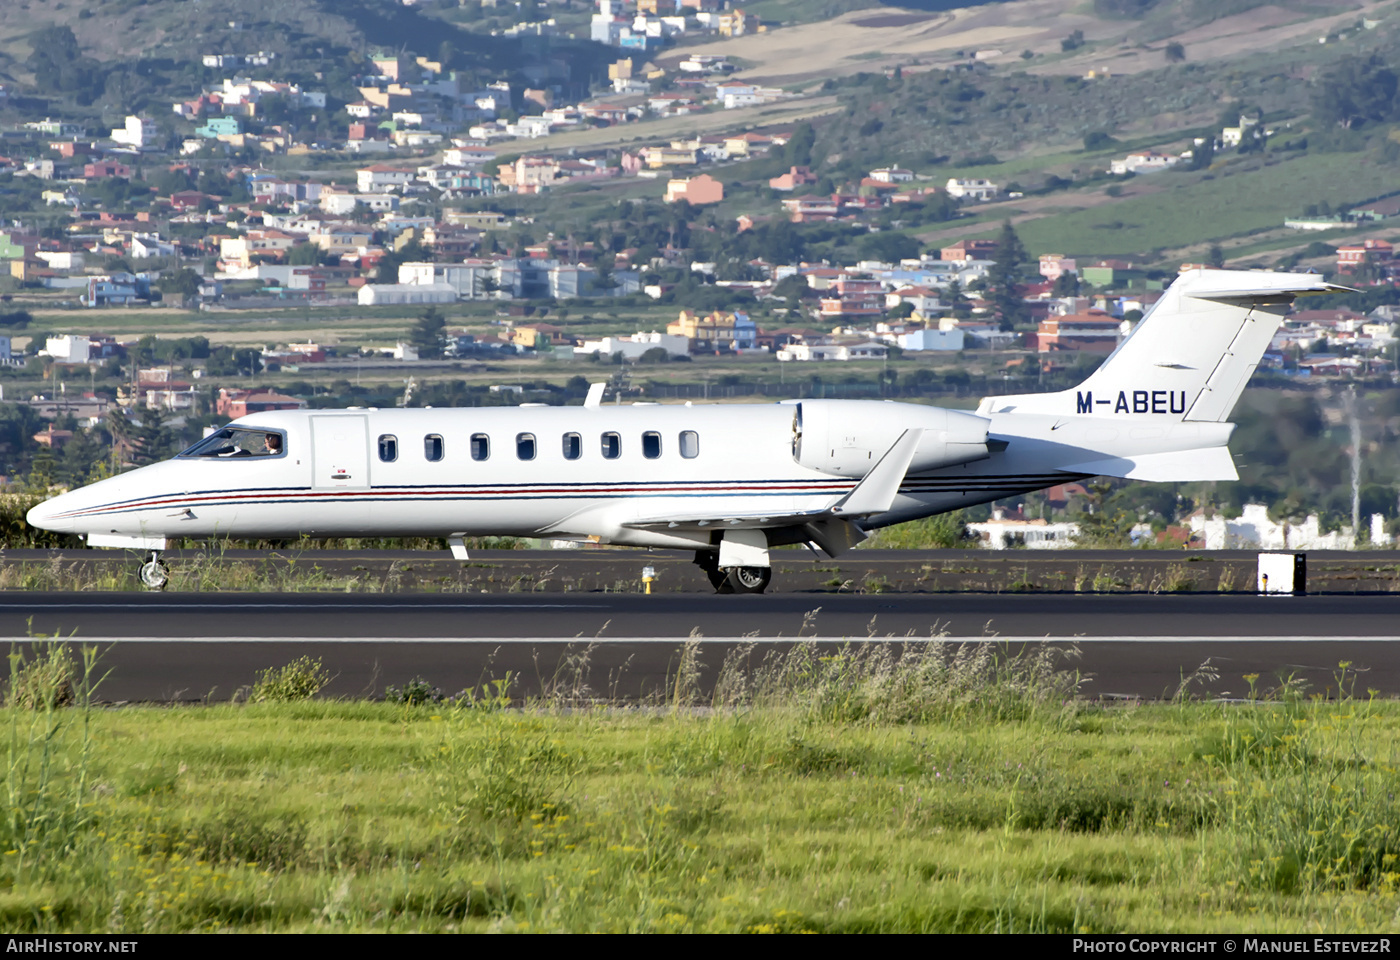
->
[[819, 277, 885, 319], [1039, 254, 1078, 282], [941, 239, 998, 262], [1337, 239, 1395, 274], [769, 166, 817, 191], [216, 388, 308, 418], [1109, 151, 1180, 175], [777, 340, 889, 362], [356, 165, 415, 193], [664, 174, 724, 205], [110, 116, 159, 149], [945, 178, 1000, 201], [1034, 313, 1124, 353]]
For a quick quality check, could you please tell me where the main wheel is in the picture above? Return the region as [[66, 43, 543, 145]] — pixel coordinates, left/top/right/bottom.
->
[[694, 551, 732, 593], [725, 566, 771, 594], [139, 558, 170, 591]]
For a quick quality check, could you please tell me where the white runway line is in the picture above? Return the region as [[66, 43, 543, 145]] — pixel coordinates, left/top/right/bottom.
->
[[1, 636, 1397, 644]]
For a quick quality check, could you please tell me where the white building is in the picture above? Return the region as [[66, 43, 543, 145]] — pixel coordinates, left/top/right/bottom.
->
[[357, 282, 458, 306], [574, 331, 689, 360], [111, 115, 160, 149], [897, 328, 964, 351], [968, 515, 1081, 549], [41, 335, 91, 364], [1186, 504, 1393, 550], [945, 178, 1000, 201], [1109, 151, 1181, 175]]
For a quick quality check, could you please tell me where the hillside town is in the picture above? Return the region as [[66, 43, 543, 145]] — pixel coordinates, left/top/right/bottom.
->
[[0, 0, 1394, 549]]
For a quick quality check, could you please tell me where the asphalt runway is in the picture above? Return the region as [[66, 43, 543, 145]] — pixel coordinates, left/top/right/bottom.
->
[[3, 592, 1399, 702]]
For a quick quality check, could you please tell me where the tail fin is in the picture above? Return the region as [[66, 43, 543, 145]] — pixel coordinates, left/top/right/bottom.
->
[[980, 269, 1345, 422]]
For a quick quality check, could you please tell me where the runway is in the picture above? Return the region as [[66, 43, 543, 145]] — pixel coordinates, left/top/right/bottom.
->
[[2, 592, 1398, 702]]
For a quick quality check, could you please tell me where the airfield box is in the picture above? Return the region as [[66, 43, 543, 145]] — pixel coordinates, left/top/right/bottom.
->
[[1257, 552, 1306, 596]]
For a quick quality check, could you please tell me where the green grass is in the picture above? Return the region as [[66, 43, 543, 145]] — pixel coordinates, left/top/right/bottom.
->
[[1012, 151, 1400, 258], [3, 640, 1400, 931]]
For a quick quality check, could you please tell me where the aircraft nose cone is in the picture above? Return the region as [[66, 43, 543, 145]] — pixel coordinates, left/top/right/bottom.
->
[[26, 494, 73, 534]]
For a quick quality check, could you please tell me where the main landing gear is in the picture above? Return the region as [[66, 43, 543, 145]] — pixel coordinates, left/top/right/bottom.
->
[[139, 551, 170, 591], [693, 551, 771, 594]]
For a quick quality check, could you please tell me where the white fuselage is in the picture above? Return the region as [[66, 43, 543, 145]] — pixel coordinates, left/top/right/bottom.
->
[[25, 398, 1232, 552]]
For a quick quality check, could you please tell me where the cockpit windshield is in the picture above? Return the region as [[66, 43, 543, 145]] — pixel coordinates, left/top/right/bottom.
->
[[179, 428, 285, 459]]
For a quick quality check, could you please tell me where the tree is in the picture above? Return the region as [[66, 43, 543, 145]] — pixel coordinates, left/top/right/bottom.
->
[[410, 307, 448, 360], [159, 268, 202, 300], [986, 221, 1029, 330], [1206, 244, 1225, 269], [1164, 42, 1185, 63], [1061, 29, 1085, 52]]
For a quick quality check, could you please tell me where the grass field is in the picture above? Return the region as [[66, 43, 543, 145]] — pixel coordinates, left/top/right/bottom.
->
[[4, 640, 1400, 932], [957, 152, 1400, 259]]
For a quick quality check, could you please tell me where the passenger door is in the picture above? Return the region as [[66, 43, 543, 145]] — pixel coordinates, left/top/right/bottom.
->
[[310, 415, 369, 489]]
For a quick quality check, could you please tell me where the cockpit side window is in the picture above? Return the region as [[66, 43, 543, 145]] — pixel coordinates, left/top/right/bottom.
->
[[179, 428, 286, 459]]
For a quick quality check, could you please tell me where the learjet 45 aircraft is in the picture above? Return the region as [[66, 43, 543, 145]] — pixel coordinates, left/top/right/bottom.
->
[[27, 269, 1341, 591]]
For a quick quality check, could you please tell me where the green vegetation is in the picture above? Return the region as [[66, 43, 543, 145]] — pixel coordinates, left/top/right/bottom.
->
[[1013, 152, 1400, 258], [3, 639, 1400, 931]]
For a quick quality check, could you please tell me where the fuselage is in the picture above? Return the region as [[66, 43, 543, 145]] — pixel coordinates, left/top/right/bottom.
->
[[26, 398, 1228, 551]]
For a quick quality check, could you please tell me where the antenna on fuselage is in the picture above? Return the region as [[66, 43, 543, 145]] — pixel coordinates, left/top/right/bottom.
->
[[584, 382, 605, 408]]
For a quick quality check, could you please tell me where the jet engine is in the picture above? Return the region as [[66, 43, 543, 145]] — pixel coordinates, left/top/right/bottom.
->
[[790, 400, 991, 478]]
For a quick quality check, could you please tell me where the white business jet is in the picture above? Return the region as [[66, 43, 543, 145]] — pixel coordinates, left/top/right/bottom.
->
[[27, 269, 1340, 592]]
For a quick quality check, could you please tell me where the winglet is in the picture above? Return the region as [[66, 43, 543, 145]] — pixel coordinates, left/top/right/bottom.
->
[[583, 382, 605, 408], [832, 428, 923, 517]]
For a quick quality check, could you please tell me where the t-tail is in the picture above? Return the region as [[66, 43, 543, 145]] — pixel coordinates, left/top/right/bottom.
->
[[977, 269, 1348, 482]]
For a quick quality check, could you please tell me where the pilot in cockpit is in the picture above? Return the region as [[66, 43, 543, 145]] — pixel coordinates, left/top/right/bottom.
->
[[264, 433, 282, 456]]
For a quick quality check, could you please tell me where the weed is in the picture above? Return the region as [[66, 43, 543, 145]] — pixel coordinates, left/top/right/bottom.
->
[[6, 644, 74, 710], [250, 656, 330, 703], [385, 678, 446, 706]]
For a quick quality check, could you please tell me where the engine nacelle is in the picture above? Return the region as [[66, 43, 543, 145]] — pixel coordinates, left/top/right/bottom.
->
[[791, 400, 991, 478]]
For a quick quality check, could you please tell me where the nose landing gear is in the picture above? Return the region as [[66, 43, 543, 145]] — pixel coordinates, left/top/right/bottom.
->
[[139, 551, 170, 591]]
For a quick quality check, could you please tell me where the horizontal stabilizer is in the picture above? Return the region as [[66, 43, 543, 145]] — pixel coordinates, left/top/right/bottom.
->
[[1062, 447, 1238, 482]]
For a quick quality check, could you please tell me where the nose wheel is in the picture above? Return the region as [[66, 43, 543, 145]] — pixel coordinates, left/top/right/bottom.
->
[[139, 552, 170, 591]]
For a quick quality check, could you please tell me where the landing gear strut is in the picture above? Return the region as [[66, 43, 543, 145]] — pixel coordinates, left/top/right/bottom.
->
[[139, 551, 169, 591], [693, 552, 771, 594]]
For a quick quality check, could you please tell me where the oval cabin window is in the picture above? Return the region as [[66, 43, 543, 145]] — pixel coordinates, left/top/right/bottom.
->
[[424, 434, 444, 462], [642, 431, 662, 459], [517, 433, 536, 461], [471, 434, 490, 461], [601, 432, 621, 460], [562, 432, 581, 460], [378, 434, 398, 462], [679, 431, 699, 459]]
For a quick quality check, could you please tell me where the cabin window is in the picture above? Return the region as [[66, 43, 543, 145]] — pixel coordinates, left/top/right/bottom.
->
[[642, 431, 662, 459], [471, 433, 490, 461], [179, 428, 285, 459], [517, 432, 536, 461], [424, 434, 444, 462], [679, 430, 699, 459], [378, 434, 398, 462], [601, 432, 621, 460], [562, 432, 581, 460]]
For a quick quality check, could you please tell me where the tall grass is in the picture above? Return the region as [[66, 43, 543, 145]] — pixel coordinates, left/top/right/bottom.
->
[[3, 640, 1400, 930]]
